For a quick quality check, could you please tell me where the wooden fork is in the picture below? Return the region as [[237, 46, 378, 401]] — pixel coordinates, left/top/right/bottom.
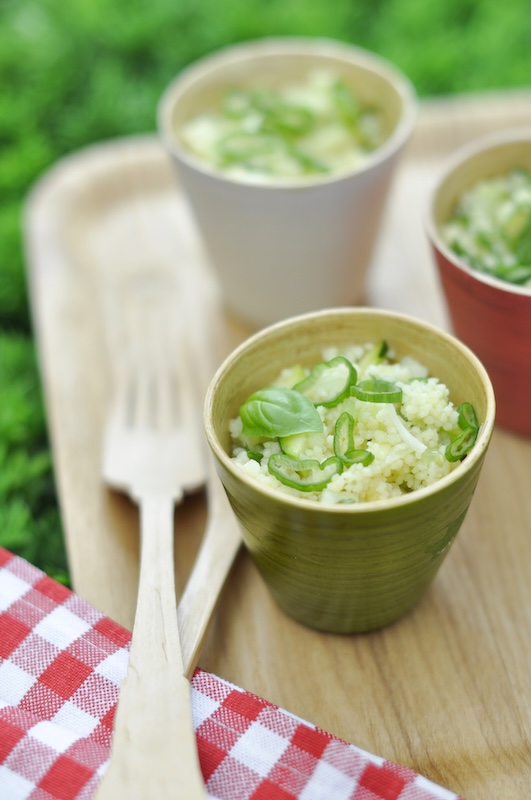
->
[[176, 273, 244, 677], [94, 311, 206, 799]]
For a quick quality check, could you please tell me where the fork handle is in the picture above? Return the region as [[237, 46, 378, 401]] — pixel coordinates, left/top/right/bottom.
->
[[179, 461, 242, 677], [94, 495, 206, 800]]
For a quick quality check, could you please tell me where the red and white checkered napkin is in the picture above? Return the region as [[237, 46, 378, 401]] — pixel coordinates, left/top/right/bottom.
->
[[0, 546, 463, 800]]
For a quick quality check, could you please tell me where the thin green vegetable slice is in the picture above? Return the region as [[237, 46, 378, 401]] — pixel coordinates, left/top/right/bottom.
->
[[269, 105, 315, 137], [457, 402, 479, 432], [445, 401, 480, 463], [344, 449, 375, 466], [490, 264, 531, 285], [333, 411, 355, 459], [287, 144, 329, 174], [445, 427, 478, 462], [294, 356, 357, 407], [333, 412, 374, 467], [332, 79, 360, 127], [514, 216, 531, 262], [351, 378, 402, 404], [244, 89, 315, 136], [218, 131, 280, 166], [268, 454, 342, 491]]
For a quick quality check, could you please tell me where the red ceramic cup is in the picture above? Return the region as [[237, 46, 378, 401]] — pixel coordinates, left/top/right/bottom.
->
[[426, 130, 531, 437]]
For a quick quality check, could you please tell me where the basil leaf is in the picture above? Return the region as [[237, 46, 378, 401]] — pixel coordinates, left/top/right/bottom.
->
[[240, 388, 323, 438]]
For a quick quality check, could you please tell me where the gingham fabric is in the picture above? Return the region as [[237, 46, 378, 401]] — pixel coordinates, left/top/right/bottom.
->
[[0, 547, 464, 800]]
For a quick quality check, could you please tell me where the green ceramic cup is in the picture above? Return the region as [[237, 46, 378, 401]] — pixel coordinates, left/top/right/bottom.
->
[[204, 308, 495, 633]]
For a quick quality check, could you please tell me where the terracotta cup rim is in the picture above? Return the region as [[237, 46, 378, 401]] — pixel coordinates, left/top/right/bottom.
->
[[204, 307, 496, 515], [158, 36, 417, 191], [426, 127, 531, 299]]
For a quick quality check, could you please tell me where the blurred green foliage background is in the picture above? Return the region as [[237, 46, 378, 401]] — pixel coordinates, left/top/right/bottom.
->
[[1, 0, 530, 583]]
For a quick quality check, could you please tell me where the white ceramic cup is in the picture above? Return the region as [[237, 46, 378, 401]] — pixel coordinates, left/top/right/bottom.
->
[[158, 38, 417, 328]]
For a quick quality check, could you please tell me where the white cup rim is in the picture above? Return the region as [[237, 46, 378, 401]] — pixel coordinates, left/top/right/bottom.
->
[[157, 37, 418, 190]]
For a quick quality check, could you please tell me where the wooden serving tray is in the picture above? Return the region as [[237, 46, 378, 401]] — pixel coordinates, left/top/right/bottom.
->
[[24, 91, 531, 799]]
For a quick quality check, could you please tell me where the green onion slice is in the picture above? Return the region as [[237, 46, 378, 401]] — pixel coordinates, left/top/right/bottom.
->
[[344, 448, 375, 466], [351, 378, 402, 404], [332, 79, 360, 127], [515, 216, 531, 262], [268, 453, 342, 491], [269, 105, 315, 136], [218, 132, 280, 166], [490, 264, 531, 285], [294, 356, 357, 407], [333, 412, 374, 467], [221, 88, 254, 118], [333, 411, 356, 460], [445, 427, 478, 462], [457, 402, 479, 431], [287, 144, 329, 174], [248, 90, 315, 135], [446, 401, 480, 462]]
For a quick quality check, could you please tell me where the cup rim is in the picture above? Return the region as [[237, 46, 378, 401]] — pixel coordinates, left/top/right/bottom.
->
[[157, 36, 417, 190], [204, 307, 496, 515], [426, 127, 531, 299]]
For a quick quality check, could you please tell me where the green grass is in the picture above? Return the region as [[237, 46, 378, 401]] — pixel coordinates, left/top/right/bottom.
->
[[1, 0, 530, 583]]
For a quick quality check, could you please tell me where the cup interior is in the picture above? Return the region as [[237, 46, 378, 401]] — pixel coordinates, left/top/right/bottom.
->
[[429, 131, 531, 286], [159, 38, 416, 183], [206, 307, 494, 506], [426, 131, 531, 437]]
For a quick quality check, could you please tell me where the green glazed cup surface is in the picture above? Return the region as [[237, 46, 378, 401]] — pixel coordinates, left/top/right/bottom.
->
[[204, 308, 495, 633]]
